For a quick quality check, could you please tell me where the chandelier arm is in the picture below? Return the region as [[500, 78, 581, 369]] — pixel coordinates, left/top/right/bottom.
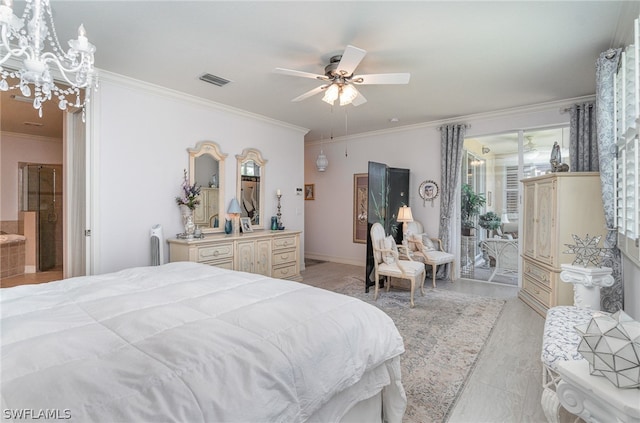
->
[[0, 29, 30, 66]]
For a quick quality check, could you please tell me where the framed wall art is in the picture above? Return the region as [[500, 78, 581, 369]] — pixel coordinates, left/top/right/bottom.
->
[[304, 184, 315, 200], [418, 179, 439, 207], [353, 173, 368, 243]]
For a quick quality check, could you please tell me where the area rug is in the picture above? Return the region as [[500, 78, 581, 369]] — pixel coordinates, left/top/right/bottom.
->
[[332, 275, 506, 423]]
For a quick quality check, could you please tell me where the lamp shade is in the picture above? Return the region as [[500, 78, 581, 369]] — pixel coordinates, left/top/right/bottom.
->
[[316, 150, 328, 172], [227, 198, 242, 214], [397, 206, 413, 222]]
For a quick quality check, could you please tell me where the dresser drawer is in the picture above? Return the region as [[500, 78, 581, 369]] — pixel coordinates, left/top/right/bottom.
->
[[273, 248, 296, 266], [272, 263, 297, 279], [522, 275, 552, 308], [273, 236, 297, 250], [197, 243, 234, 262], [202, 259, 233, 270], [523, 259, 552, 288]]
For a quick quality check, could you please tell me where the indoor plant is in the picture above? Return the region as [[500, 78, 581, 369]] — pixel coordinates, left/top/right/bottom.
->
[[461, 184, 486, 236], [478, 211, 502, 237]]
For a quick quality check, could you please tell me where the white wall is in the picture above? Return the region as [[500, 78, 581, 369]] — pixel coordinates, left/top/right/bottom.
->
[[0, 133, 62, 221], [90, 73, 307, 274]]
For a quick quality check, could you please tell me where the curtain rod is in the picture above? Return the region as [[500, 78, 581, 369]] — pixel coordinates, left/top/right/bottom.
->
[[560, 102, 595, 114], [437, 124, 471, 131]]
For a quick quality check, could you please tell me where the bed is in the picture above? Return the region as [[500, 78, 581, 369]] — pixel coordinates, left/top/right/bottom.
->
[[1, 262, 406, 422]]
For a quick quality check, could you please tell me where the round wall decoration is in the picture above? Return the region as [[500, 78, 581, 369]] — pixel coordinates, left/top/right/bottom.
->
[[419, 180, 439, 206]]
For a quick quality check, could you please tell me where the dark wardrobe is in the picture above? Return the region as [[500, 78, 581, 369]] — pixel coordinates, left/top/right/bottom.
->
[[365, 161, 410, 291]]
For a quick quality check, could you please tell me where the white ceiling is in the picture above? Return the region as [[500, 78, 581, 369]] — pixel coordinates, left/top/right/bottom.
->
[[3, 1, 639, 142]]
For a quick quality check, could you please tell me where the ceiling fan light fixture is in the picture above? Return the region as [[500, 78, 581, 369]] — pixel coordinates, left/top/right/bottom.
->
[[322, 84, 339, 105], [339, 84, 357, 106]]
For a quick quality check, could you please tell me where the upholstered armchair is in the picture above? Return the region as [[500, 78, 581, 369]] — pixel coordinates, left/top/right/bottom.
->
[[402, 221, 455, 288], [370, 222, 426, 307]]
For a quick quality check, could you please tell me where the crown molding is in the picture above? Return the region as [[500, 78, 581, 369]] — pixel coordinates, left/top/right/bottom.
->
[[1, 131, 62, 143], [97, 69, 309, 136], [306, 95, 595, 146]]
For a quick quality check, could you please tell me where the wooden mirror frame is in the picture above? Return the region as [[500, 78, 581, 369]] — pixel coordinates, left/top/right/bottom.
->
[[236, 148, 267, 230], [188, 141, 227, 233]]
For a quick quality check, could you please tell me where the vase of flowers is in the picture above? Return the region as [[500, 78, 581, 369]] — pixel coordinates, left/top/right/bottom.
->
[[175, 170, 201, 237]]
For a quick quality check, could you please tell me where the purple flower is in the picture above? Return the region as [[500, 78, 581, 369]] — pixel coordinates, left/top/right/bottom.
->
[[175, 170, 201, 210]]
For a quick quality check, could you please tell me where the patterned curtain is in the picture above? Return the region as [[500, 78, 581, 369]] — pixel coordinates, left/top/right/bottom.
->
[[438, 124, 467, 280], [569, 102, 598, 171], [595, 48, 623, 313]]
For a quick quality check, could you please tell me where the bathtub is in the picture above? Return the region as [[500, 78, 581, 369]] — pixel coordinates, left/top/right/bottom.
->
[[0, 234, 26, 244], [1, 234, 26, 278]]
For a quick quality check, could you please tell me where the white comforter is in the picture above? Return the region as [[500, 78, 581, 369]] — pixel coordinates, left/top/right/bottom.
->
[[1, 262, 406, 422]]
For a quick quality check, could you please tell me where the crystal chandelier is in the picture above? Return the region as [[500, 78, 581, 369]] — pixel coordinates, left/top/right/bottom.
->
[[0, 0, 96, 118]]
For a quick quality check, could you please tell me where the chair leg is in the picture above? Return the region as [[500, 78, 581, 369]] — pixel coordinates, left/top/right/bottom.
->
[[385, 276, 390, 292], [374, 270, 379, 301], [451, 261, 456, 282], [410, 277, 415, 308], [420, 269, 425, 296], [432, 264, 437, 288]]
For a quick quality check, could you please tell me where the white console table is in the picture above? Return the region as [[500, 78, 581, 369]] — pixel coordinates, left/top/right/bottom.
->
[[556, 359, 640, 423]]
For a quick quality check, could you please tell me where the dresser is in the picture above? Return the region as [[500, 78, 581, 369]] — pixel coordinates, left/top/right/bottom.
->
[[520, 173, 606, 316], [168, 230, 301, 281]]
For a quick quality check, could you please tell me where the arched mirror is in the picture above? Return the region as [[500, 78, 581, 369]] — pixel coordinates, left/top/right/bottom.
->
[[188, 141, 227, 233], [236, 148, 267, 230]]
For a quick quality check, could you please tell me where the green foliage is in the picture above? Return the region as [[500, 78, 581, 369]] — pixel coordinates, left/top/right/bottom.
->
[[478, 211, 502, 230], [461, 184, 486, 230]]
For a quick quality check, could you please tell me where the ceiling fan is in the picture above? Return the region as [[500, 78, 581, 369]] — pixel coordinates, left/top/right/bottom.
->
[[524, 136, 538, 153], [273, 45, 410, 106]]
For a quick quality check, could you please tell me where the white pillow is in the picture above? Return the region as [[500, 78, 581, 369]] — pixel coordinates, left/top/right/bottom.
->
[[422, 235, 436, 251], [406, 232, 423, 252], [381, 235, 397, 264]]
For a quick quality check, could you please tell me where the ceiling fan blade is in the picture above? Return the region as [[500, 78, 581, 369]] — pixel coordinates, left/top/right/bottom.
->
[[353, 73, 411, 85], [337, 45, 367, 76], [273, 68, 327, 81], [291, 85, 327, 102], [351, 91, 367, 107]]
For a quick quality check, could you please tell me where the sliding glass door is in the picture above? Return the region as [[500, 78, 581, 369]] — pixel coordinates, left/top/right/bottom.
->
[[460, 127, 569, 285]]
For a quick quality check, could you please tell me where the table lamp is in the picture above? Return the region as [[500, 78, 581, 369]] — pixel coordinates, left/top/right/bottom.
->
[[227, 198, 242, 235], [397, 206, 414, 237]]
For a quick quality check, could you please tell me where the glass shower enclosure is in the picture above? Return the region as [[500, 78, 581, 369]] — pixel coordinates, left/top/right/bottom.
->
[[21, 164, 63, 272]]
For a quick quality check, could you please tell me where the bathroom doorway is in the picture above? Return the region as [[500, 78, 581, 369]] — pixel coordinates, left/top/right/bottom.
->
[[20, 163, 63, 272]]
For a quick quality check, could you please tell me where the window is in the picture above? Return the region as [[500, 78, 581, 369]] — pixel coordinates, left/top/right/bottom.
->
[[615, 17, 640, 265], [505, 165, 519, 220]]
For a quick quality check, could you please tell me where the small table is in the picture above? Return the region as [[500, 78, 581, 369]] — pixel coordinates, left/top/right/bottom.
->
[[556, 359, 640, 423]]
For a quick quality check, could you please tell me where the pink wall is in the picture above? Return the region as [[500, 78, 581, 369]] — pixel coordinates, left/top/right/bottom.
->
[[0, 133, 62, 222]]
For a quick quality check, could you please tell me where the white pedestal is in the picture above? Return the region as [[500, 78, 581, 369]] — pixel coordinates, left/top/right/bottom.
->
[[559, 264, 614, 310], [557, 359, 640, 423]]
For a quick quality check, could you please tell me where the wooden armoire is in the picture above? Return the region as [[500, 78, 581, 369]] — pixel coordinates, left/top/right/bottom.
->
[[519, 172, 606, 316]]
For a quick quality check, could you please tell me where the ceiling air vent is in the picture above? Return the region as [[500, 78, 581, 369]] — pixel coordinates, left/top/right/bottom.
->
[[199, 73, 232, 87]]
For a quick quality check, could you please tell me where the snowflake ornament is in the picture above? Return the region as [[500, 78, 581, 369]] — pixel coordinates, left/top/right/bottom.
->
[[563, 234, 609, 267]]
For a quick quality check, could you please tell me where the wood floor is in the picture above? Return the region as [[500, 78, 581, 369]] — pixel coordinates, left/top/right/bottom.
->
[[0, 267, 63, 288], [302, 261, 549, 423]]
